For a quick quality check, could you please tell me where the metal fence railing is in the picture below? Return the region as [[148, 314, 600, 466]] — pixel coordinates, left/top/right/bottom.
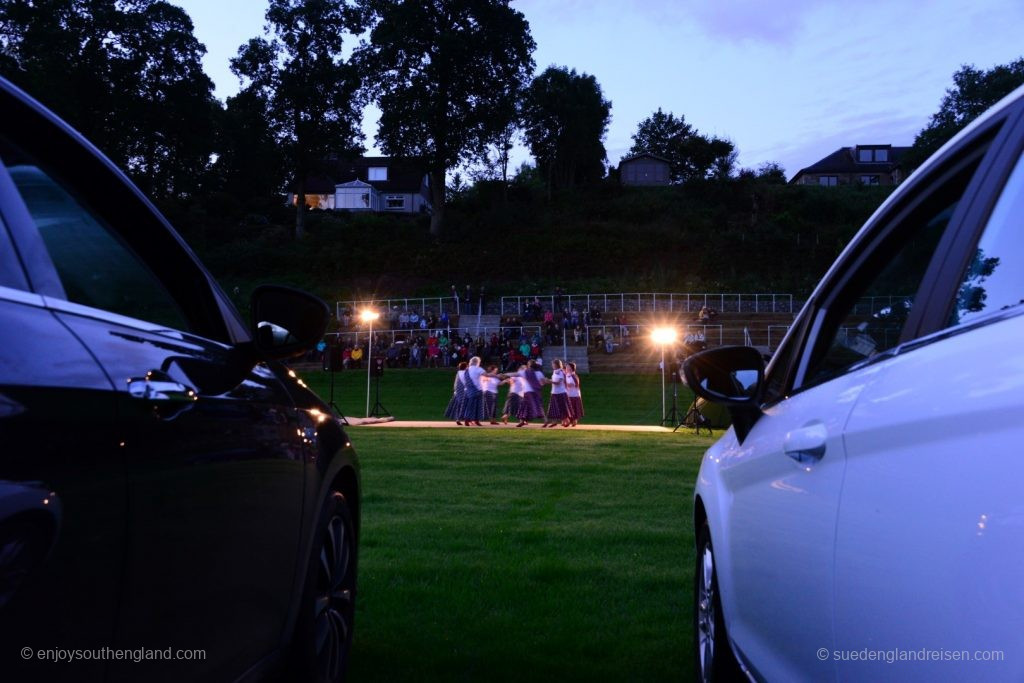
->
[[501, 292, 794, 316]]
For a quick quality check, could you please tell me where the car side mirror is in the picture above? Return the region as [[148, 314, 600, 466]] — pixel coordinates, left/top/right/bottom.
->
[[683, 346, 765, 442], [251, 285, 330, 361]]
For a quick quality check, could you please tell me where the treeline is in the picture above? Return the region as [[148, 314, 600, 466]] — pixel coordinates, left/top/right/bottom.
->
[[2, 2, 1022, 305]]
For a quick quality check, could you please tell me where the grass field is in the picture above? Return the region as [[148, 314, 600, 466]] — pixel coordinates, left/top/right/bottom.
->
[[300, 367, 698, 425], [341, 427, 714, 681]]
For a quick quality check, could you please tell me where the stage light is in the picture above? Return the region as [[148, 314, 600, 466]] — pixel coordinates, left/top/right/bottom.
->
[[360, 309, 380, 416], [651, 326, 678, 424], [651, 327, 677, 345]]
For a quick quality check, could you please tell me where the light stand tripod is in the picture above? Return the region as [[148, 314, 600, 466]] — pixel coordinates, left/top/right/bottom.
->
[[662, 376, 681, 428], [326, 345, 348, 425], [678, 397, 712, 435], [369, 361, 391, 418]]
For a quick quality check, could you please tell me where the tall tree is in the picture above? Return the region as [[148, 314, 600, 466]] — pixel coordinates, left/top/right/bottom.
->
[[213, 88, 285, 205], [522, 66, 611, 196], [628, 108, 735, 183], [0, 0, 217, 198], [906, 58, 1024, 170], [232, 0, 365, 239], [356, 0, 535, 238]]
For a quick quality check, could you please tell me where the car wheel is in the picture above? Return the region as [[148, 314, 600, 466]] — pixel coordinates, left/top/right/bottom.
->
[[292, 491, 357, 682], [695, 522, 743, 682]]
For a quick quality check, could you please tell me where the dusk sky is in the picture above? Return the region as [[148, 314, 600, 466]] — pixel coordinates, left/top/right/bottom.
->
[[175, 0, 1024, 179]]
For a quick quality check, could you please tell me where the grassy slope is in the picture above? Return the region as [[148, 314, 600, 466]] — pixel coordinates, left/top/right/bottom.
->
[[180, 181, 891, 310], [346, 428, 711, 681]]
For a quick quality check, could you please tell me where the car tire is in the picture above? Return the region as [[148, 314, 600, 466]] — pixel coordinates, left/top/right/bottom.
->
[[695, 521, 744, 682], [291, 491, 357, 683]]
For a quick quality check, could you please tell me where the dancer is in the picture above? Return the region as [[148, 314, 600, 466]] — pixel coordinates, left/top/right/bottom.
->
[[515, 361, 546, 427], [444, 361, 468, 425], [460, 356, 496, 426], [501, 369, 523, 424], [481, 364, 502, 424], [543, 359, 570, 428], [565, 361, 584, 427]]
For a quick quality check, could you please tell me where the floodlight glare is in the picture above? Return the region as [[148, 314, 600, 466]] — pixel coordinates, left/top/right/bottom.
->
[[360, 309, 380, 323], [651, 327, 677, 345]]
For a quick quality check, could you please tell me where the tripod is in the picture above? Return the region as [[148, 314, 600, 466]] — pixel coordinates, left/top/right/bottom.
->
[[369, 372, 390, 417], [327, 362, 349, 425], [662, 380, 681, 428], [677, 398, 712, 436]]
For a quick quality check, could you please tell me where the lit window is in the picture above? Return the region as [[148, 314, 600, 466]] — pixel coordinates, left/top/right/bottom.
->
[[368, 167, 387, 181], [386, 195, 405, 209]]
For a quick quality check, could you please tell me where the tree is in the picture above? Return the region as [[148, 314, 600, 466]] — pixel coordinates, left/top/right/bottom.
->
[[356, 0, 535, 238], [628, 108, 736, 183], [232, 0, 365, 239], [906, 58, 1024, 170], [212, 88, 286, 206], [0, 0, 217, 198], [522, 66, 611, 197]]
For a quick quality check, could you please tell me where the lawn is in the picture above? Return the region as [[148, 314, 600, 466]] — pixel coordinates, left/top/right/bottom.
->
[[344, 427, 712, 681], [300, 368, 698, 425]]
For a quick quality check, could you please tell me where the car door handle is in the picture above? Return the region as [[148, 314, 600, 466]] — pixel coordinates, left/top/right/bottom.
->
[[127, 371, 197, 404], [783, 423, 828, 464]]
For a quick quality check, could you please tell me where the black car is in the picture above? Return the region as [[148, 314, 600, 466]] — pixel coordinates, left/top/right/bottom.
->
[[0, 77, 359, 682]]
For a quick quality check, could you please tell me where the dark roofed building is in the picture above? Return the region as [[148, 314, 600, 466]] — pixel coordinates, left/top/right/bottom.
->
[[290, 156, 432, 213], [619, 153, 671, 186], [790, 144, 910, 187]]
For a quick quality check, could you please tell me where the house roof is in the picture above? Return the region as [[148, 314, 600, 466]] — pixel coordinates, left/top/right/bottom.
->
[[791, 145, 911, 181], [294, 156, 430, 195], [327, 156, 429, 193], [619, 152, 671, 166]]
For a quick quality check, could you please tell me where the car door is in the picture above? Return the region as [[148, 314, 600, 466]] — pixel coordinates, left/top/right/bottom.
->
[[718, 123, 1000, 681], [834, 107, 1024, 681], [1, 92, 309, 681], [0, 157, 125, 683]]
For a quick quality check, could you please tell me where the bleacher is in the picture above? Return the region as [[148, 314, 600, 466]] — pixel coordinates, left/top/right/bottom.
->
[[333, 292, 801, 374]]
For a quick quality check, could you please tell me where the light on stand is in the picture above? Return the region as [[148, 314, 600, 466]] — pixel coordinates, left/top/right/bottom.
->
[[651, 327, 678, 424], [360, 309, 380, 417]]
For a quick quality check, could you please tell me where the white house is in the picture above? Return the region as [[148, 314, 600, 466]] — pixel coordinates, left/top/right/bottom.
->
[[290, 156, 432, 214]]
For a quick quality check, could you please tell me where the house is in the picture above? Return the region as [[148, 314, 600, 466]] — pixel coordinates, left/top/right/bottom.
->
[[619, 153, 671, 186], [290, 156, 432, 213], [790, 144, 910, 187]]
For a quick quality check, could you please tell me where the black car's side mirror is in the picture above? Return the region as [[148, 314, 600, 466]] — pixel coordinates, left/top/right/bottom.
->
[[251, 285, 330, 361], [683, 346, 765, 442]]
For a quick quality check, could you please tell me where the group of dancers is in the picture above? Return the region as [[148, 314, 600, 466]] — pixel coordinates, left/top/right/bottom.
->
[[444, 357, 585, 428]]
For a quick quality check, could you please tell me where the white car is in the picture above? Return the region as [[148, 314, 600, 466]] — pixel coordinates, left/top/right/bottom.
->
[[686, 83, 1024, 682]]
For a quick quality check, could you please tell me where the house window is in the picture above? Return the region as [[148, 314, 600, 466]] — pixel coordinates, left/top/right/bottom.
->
[[875, 148, 888, 162], [385, 195, 405, 209], [368, 166, 388, 181], [858, 149, 873, 162], [860, 175, 880, 186], [818, 175, 839, 187]]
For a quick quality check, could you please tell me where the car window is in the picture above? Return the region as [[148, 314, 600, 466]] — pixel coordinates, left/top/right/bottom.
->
[[947, 150, 1024, 327], [0, 140, 190, 331], [801, 153, 986, 389]]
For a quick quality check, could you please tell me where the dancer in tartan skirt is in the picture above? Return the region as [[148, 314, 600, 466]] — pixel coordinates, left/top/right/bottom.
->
[[444, 361, 468, 424], [482, 364, 502, 424], [501, 368, 523, 424], [515, 361, 547, 427], [565, 361, 584, 427], [543, 359, 571, 428], [459, 356, 491, 426]]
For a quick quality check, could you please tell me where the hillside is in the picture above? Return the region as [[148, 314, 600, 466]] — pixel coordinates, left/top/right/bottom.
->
[[168, 178, 893, 309]]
